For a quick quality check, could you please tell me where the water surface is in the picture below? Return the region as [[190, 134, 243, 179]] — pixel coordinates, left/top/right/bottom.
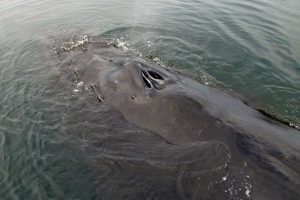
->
[[0, 0, 299, 199]]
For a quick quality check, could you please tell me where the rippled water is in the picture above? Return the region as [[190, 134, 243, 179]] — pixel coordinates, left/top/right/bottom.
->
[[0, 0, 299, 199]]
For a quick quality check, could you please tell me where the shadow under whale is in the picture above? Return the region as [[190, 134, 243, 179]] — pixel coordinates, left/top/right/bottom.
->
[[53, 35, 300, 200]]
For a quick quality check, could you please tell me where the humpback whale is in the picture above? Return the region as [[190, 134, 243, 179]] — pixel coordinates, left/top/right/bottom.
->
[[54, 35, 300, 200]]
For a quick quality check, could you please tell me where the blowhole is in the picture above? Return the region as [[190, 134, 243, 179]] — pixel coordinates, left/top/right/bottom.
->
[[148, 70, 164, 80], [141, 70, 149, 78], [141, 71, 152, 88]]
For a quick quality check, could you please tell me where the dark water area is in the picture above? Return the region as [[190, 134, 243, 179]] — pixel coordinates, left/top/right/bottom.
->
[[0, 0, 300, 199]]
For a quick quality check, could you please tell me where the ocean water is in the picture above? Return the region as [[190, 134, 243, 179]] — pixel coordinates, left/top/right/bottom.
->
[[0, 0, 299, 199]]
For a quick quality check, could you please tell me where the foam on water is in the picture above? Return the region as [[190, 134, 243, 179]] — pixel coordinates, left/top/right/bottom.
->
[[60, 35, 89, 52]]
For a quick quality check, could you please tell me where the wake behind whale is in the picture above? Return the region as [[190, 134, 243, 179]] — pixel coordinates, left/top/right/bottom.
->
[[51, 35, 300, 200]]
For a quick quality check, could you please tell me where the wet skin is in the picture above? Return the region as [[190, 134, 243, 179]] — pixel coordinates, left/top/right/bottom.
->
[[56, 37, 300, 200]]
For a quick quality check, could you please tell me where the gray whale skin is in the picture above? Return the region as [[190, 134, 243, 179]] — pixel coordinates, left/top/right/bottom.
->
[[57, 36, 300, 200]]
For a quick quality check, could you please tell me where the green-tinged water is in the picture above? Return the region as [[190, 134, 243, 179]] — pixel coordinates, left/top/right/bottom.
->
[[0, 0, 299, 199]]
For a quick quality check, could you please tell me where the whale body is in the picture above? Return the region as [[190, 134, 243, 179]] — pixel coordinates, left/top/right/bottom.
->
[[54, 36, 300, 200]]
